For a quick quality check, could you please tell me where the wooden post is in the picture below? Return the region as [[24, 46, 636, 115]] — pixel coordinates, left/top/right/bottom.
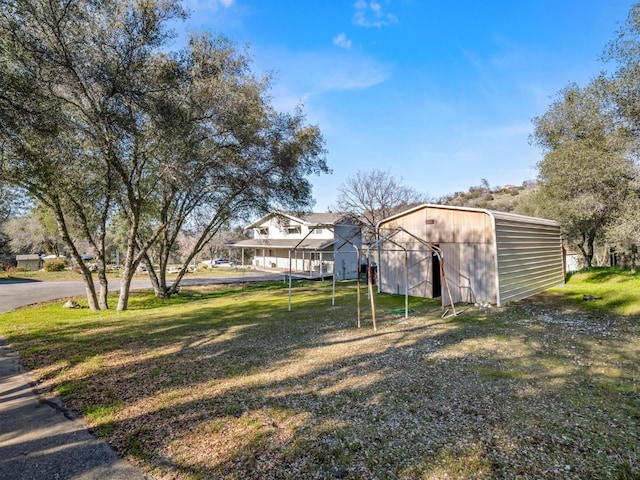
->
[[440, 254, 457, 316], [288, 250, 292, 312], [356, 256, 361, 328], [367, 257, 377, 331], [404, 250, 409, 319]]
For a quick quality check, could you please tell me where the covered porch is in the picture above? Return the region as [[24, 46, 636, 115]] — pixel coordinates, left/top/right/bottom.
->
[[226, 238, 337, 280]]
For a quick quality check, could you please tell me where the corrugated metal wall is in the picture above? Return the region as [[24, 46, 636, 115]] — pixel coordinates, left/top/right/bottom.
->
[[383, 242, 435, 297], [493, 213, 564, 305], [446, 242, 497, 305]]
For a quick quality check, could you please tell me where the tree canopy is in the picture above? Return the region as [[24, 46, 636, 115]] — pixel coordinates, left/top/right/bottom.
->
[[335, 169, 428, 239], [0, 0, 328, 309], [531, 79, 636, 266]]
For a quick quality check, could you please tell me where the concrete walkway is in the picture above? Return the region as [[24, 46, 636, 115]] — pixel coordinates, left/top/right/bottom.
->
[[0, 272, 280, 479], [0, 336, 147, 479]]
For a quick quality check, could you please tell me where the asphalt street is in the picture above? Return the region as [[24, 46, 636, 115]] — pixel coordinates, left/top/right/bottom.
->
[[0, 271, 280, 479]]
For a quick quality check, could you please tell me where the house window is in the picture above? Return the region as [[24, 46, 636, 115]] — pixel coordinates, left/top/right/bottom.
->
[[313, 228, 324, 235], [268, 249, 275, 257], [286, 226, 301, 235], [310, 252, 320, 260], [255, 249, 263, 256]]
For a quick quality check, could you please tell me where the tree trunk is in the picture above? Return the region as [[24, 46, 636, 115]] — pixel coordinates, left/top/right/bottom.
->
[[51, 201, 100, 310], [632, 244, 637, 274], [96, 253, 109, 310], [576, 234, 593, 268], [117, 218, 167, 310], [74, 262, 99, 310], [166, 269, 186, 297], [586, 230, 596, 268], [117, 260, 135, 311], [158, 246, 170, 298], [143, 252, 166, 299], [117, 222, 138, 311]]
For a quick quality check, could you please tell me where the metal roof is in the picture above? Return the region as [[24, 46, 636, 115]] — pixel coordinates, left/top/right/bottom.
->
[[377, 203, 559, 228], [16, 254, 41, 260]]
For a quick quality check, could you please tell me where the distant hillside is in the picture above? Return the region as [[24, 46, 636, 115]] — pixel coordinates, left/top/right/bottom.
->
[[437, 181, 540, 216]]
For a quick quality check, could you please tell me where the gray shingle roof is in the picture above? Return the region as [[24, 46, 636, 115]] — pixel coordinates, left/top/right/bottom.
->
[[245, 211, 357, 229]]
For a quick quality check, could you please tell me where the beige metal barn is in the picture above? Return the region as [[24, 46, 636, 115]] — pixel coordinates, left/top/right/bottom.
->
[[376, 204, 565, 307]]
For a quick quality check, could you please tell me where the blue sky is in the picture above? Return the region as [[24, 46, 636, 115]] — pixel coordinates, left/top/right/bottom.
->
[[177, 0, 635, 211]]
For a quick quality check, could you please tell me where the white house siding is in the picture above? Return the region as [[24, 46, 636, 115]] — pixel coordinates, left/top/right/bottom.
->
[[492, 213, 564, 305], [254, 247, 331, 272], [231, 211, 361, 280], [565, 252, 580, 272], [333, 224, 360, 280]]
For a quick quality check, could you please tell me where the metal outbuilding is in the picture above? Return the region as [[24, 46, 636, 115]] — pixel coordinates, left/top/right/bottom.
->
[[15, 254, 42, 271], [376, 204, 565, 307]]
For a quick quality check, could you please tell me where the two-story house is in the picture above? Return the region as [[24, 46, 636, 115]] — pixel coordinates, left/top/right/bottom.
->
[[228, 211, 362, 280]]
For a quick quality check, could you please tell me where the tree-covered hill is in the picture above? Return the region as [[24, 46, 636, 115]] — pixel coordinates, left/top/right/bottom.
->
[[438, 180, 541, 217]]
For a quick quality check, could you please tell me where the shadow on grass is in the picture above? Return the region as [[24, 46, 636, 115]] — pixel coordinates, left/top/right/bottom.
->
[[2, 280, 639, 479], [571, 266, 640, 283], [0, 276, 43, 284], [546, 268, 640, 317]]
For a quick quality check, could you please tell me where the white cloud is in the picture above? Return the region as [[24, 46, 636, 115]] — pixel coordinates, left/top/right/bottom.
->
[[353, 0, 398, 28], [253, 47, 391, 113], [184, 0, 235, 9], [333, 33, 352, 49], [291, 51, 389, 93]]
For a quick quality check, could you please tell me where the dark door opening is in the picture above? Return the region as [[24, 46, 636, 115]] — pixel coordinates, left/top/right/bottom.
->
[[432, 248, 442, 298]]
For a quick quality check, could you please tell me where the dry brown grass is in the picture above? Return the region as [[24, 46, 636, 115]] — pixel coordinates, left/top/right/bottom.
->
[[1, 280, 639, 479]]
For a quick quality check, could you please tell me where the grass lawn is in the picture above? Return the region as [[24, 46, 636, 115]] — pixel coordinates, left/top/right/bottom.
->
[[0, 269, 90, 281], [0, 271, 639, 479]]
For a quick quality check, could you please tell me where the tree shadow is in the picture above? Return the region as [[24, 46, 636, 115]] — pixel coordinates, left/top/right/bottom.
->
[[0, 277, 43, 284], [2, 282, 639, 479]]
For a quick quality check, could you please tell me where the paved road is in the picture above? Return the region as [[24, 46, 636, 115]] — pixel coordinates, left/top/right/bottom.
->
[[0, 271, 281, 314], [0, 271, 280, 479]]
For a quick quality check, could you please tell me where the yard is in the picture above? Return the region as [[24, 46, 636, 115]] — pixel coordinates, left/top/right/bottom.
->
[[0, 264, 247, 282], [0, 269, 638, 479]]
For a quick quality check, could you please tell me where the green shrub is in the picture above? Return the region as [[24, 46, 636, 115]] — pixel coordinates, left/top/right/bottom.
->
[[43, 258, 67, 271]]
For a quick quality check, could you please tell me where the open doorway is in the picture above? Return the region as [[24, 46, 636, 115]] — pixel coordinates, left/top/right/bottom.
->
[[432, 247, 441, 298]]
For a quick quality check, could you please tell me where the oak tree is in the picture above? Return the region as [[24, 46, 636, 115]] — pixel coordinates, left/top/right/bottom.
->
[[531, 79, 636, 266], [335, 169, 427, 241], [0, 0, 328, 309]]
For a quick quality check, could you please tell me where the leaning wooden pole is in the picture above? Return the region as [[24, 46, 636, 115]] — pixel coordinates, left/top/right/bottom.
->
[[440, 256, 457, 316]]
